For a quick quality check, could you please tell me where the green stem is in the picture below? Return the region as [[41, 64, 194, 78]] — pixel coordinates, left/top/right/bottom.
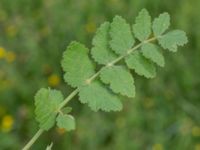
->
[[22, 36, 157, 150], [109, 37, 157, 65], [57, 89, 79, 111], [22, 89, 78, 150], [22, 129, 44, 150], [87, 36, 157, 82]]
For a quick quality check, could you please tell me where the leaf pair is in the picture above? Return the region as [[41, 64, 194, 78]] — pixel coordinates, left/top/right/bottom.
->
[[35, 88, 75, 131], [61, 42, 123, 112]]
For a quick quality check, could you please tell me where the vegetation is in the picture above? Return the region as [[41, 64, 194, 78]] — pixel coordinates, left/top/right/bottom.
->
[[0, 1, 199, 150], [23, 8, 188, 149]]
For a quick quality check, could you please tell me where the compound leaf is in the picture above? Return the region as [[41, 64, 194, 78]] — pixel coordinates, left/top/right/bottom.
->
[[61, 41, 95, 88], [78, 81, 122, 112], [35, 88, 63, 130], [141, 43, 165, 67], [158, 30, 188, 52], [56, 114, 75, 131], [100, 66, 135, 98], [91, 22, 118, 65], [125, 51, 156, 78], [110, 16, 135, 55], [153, 12, 170, 36], [133, 9, 151, 41]]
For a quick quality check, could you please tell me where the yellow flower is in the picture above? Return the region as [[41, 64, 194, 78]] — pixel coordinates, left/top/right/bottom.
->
[[192, 126, 200, 137], [1, 115, 14, 132], [5, 25, 18, 37], [5, 51, 16, 63], [56, 127, 66, 135], [85, 21, 96, 33], [0, 47, 6, 59], [48, 74, 61, 87], [152, 143, 163, 150], [195, 144, 200, 150]]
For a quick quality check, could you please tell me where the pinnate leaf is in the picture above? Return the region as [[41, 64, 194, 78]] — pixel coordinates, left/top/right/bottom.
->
[[110, 16, 135, 55], [158, 30, 188, 52], [153, 12, 170, 36], [125, 51, 156, 78], [61, 41, 95, 88], [91, 22, 117, 65], [141, 43, 165, 67], [35, 88, 63, 130], [100, 66, 135, 98], [133, 9, 151, 41], [56, 114, 75, 131], [78, 81, 122, 112]]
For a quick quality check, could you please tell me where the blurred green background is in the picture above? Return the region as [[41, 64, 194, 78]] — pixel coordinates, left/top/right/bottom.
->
[[0, 0, 200, 150]]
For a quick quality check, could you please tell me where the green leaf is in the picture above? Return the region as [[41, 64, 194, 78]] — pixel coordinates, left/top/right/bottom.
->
[[61, 107, 72, 114], [110, 16, 135, 55], [133, 9, 151, 41], [61, 41, 95, 88], [56, 114, 75, 131], [100, 66, 135, 98], [158, 30, 188, 52], [91, 22, 118, 65], [152, 12, 170, 36], [35, 88, 63, 130], [141, 43, 165, 67], [78, 81, 122, 112], [125, 51, 156, 78]]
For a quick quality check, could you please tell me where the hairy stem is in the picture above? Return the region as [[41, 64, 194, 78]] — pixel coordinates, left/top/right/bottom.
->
[[57, 89, 79, 111], [22, 129, 44, 150], [22, 36, 156, 150]]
